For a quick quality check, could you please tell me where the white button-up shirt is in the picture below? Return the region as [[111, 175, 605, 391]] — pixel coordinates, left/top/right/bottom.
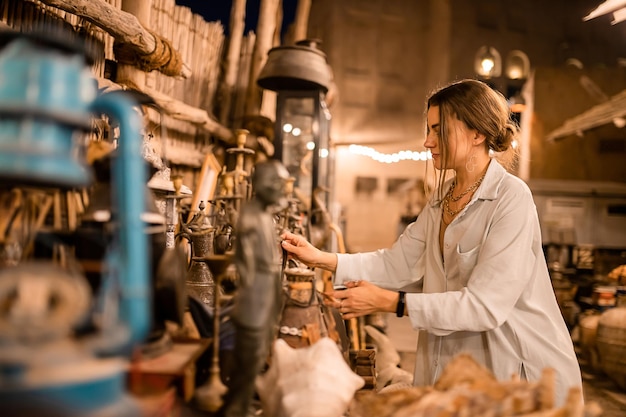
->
[[335, 159, 582, 406]]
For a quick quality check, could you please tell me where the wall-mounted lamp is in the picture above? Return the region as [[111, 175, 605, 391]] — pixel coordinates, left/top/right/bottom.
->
[[505, 50, 530, 80], [474, 46, 501, 78]]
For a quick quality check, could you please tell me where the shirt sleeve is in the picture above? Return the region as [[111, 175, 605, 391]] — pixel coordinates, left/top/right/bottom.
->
[[334, 206, 429, 290]]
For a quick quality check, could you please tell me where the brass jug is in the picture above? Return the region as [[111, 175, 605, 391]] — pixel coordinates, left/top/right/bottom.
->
[[178, 203, 217, 306]]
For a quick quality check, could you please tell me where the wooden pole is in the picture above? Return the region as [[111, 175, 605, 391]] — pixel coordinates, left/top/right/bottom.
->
[[292, 0, 311, 43], [273, 0, 283, 47], [38, 0, 191, 78], [244, 0, 280, 117], [116, 0, 151, 90], [259, 1, 282, 120], [218, 0, 247, 126], [233, 33, 256, 127]]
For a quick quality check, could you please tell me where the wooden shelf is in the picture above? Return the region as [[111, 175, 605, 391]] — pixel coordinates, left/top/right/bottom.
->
[[128, 338, 211, 402]]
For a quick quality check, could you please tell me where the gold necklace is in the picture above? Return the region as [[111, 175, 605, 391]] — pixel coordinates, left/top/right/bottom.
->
[[442, 194, 471, 217], [442, 169, 488, 217], [448, 169, 488, 202]]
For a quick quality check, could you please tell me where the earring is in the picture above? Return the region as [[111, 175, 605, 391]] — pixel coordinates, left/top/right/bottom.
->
[[466, 151, 476, 172]]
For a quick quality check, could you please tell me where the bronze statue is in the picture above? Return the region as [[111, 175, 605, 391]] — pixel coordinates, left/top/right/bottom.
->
[[220, 160, 289, 417]]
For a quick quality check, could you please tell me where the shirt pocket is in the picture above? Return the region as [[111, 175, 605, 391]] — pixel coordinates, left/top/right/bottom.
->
[[449, 244, 481, 288]]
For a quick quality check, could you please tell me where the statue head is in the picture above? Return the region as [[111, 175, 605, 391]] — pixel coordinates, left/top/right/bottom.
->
[[252, 160, 289, 207]]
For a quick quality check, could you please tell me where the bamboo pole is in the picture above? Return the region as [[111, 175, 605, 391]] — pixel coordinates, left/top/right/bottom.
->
[[233, 32, 256, 127], [115, 0, 150, 107], [153, 0, 166, 93], [177, 6, 192, 103], [218, 0, 247, 125], [37, 0, 192, 78], [245, 0, 280, 116], [195, 14, 209, 108], [163, 0, 175, 97], [203, 20, 225, 115], [188, 13, 201, 107], [147, 0, 162, 91]]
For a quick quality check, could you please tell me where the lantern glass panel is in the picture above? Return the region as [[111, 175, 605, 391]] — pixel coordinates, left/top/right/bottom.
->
[[282, 96, 316, 195], [275, 91, 332, 214]]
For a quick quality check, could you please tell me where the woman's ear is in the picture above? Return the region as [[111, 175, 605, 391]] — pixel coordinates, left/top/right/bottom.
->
[[473, 131, 487, 146]]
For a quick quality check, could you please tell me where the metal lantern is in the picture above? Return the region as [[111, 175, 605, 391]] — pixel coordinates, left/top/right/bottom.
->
[[257, 39, 334, 212], [0, 30, 96, 187], [0, 29, 150, 417]]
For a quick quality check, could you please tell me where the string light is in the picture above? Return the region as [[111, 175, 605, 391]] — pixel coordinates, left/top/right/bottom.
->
[[348, 144, 431, 164]]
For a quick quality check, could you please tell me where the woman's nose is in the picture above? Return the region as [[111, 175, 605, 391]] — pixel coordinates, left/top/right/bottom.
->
[[424, 133, 436, 148]]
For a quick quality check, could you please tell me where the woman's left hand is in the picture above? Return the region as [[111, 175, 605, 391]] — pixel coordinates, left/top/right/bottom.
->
[[326, 280, 399, 320]]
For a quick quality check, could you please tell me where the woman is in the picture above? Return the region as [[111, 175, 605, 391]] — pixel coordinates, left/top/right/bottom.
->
[[280, 79, 582, 406]]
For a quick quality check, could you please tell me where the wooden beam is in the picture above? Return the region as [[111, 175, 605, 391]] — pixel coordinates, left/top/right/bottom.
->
[[164, 145, 206, 168], [37, 0, 192, 79], [97, 77, 233, 142], [546, 89, 626, 141], [142, 86, 234, 143]]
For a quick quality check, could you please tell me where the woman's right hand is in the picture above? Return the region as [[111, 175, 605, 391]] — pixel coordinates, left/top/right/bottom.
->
[[280, 230, 337, 271], [330, 280, 398, 319]]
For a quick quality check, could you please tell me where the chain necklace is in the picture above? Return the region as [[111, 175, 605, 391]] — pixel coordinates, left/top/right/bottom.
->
[[442, 194, 471, 217], [442, 168, 488, 217]]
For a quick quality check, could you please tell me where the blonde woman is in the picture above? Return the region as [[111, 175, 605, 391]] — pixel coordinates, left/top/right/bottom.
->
[[281, 79, 582, 406]]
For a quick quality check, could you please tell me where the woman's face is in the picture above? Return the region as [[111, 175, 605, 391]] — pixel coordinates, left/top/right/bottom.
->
[[425, 105, 474, 171]]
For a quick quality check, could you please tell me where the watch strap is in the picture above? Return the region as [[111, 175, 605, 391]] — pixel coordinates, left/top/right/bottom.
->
[[396, 291, 406, 317]]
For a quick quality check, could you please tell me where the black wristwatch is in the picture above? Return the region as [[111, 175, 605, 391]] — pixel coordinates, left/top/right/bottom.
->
[[396, 291, 406, 317]]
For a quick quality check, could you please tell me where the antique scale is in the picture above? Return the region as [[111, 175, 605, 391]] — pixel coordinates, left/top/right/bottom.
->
[[0, 29, 150, 415]]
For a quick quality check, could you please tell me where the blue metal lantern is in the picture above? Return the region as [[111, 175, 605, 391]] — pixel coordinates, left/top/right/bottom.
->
[[0, 30, 96, 187], [0, 29, 150, 417]]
